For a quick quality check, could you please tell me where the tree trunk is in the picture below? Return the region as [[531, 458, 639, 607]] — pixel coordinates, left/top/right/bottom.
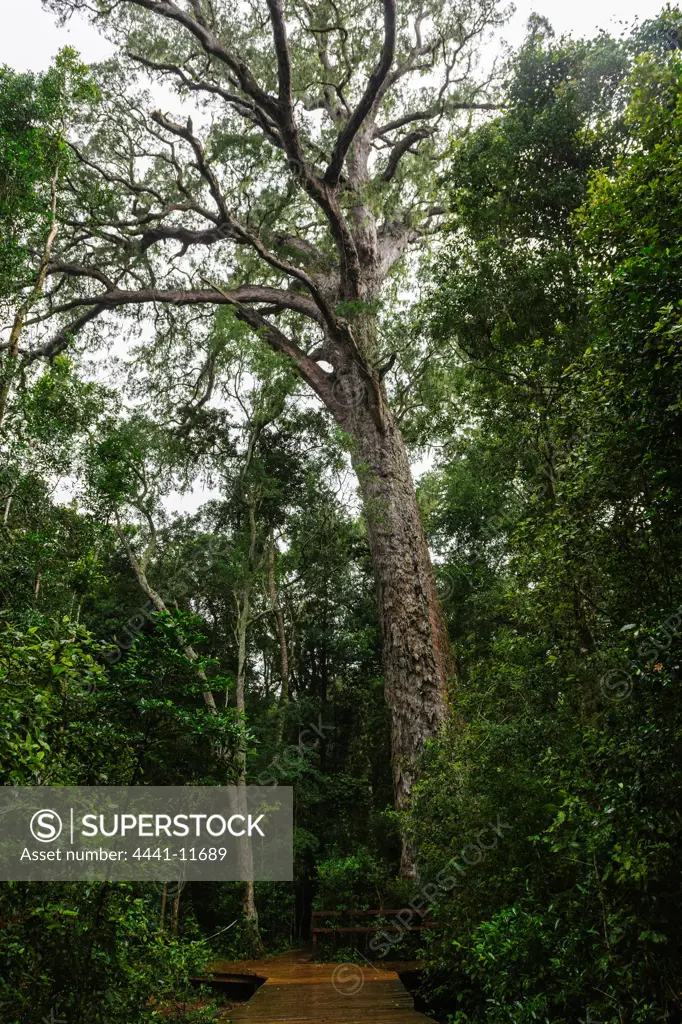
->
[[171, 888, 180, 937], [0, 167, 60, 430], [3, 481, 16, 525], [113, 520, 218, 714], [159, 882, 168, 932], [233, 504, 263, 955], [268, 535, 290, 748], [342, 368, 454, 878]]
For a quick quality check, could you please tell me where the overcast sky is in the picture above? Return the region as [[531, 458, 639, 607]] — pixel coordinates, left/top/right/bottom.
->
[[0, 0, 666, 74]]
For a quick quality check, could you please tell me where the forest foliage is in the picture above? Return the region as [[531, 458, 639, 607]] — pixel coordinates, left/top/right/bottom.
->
[[1, 4, 682, 1023]]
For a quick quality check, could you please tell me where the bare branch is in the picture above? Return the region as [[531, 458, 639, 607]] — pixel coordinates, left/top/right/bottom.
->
[[32, 284, 327, 325], [376, 101, 500, 137], [20, 306, 105, 363], [324, 0, 397, 184], [112, 516, 218, 714], [381, 127, 434, 182], [68, 141, 166, 204], [202, 278, 345, 417], [150, 110, 229, 221], [266, 0, 294, 110], [125, 50, 285, 150], [46, 261, 117, 291]]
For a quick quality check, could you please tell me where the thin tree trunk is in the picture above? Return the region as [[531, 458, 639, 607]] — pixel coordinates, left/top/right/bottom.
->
[[159, 882, 168, 932], [233, 502, 263, 954], [171, 889, 180, 937], [113, 526, 214, 946], [235, 591, 262, 952], [113, 520, 217, 714], [0, 168, 60, 429], [268, 535, 290, 747], [319, 639, 329, 775], [343, 370, 454, 878], [3, 482, 16, 525], [117, 523, 261, 939]]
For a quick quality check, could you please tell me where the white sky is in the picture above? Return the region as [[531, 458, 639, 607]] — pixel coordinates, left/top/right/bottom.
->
[[0, 0, 665, 74]]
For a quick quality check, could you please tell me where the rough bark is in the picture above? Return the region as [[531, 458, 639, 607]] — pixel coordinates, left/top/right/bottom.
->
[[339, 366, 452, 876]]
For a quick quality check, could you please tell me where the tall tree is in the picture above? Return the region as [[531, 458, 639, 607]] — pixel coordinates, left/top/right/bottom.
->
[[33, 0, 504, 872]]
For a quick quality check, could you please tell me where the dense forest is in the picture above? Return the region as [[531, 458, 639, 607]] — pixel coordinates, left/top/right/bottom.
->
[[1, 0, 682, 1021]]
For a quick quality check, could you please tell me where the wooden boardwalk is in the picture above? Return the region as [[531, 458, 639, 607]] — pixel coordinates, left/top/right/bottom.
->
[[210, 949, 429, 1024]]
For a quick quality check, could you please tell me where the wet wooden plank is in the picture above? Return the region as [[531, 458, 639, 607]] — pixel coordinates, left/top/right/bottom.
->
[[311, 910, 421, 916], [311, 926, 428, 933], [211, 949, 430, 1024]]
